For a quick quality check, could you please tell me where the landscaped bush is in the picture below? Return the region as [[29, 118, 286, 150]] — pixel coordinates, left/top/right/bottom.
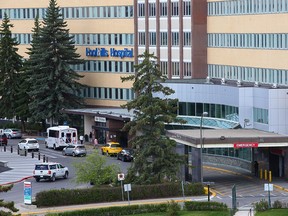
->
[[46, 203, 168, 216], [184, 201, 228, 211], [254, 199, 269, 212], [36, 183, 204, 207]]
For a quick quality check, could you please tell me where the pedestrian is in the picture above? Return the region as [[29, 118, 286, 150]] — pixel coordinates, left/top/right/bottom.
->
[[79, 135, 84, 144], [254, 161, 259, 177], [89, 132, 92, 142], [93, 137, 98, 149]]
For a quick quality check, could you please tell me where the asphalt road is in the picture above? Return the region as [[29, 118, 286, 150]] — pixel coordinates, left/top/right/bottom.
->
[[0, 138, 132, 204], [2, 137, 288, 210]]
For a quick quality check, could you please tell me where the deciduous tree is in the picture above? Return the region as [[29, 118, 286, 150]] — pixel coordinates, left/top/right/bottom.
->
[[74, 151, 120, 186]]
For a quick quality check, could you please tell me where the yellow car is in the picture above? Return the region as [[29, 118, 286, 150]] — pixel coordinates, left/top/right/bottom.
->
[[101, 142, 122, 156]]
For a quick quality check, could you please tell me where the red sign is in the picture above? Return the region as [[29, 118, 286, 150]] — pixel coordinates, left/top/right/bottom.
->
[[234, 142, 258, 148]]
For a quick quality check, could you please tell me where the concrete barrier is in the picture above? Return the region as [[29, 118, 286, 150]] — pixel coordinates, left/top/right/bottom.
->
[[0, 161, 8, 167]]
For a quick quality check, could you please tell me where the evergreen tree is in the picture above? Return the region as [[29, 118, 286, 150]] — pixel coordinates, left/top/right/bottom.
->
[[0, 184, 19, 215], [28, 0, 84, 125], [121, 51, 185, 184], [16, 17, 41, 131], [0, 13, 23, 119]]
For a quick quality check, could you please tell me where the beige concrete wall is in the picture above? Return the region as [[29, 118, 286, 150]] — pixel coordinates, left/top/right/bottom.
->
[[208, 14, 288, 33], [208, 48, 288, 70], [11, 19, 134, 34], [79, 73, 133, 88], [1, 0, 132, 8], [85, 98, 128, 107]]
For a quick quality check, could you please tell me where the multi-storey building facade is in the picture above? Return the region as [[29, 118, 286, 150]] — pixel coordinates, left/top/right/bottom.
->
[[1, 0, 134, 108], [2, 0, 288, 178]]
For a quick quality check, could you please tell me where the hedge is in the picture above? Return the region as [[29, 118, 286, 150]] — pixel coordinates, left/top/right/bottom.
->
[[36, 183, 204, 207]]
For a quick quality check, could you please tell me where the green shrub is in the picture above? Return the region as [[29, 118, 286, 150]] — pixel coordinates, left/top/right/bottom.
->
[[166, 200, 181, 216], [272, 200, 282, 209], [184, 201, 228, 211], [36, 183, 204, 207], [254, 199, 269, 212]]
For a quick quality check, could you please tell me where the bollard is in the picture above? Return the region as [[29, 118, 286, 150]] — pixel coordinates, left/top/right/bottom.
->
[[43, 155, 45, 162], [17, 147, 19, 155], [38, 152, 41, 160], [32, 151, 34, 158], [10, 146, 13, 153], [264, 170, 267, 180], [46, 157, 48, 163], [269, 171, 272, 182], [25, 149, 27, 157], [4, 145, 6, 152], [260, 169, 263, 179]]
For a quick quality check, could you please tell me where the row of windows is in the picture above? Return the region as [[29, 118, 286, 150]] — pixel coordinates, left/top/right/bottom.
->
[[12, 33, 134, 46], [208, 64, 288, 85], [1, 6, 133, 20], [178, 102, 239, 120], [253, 107, 269, 124], [138, 1, 191, 17], [138, 32, 191, 46], [208, 33, 288, 50], [160, 61, 192, 77], [208, 0, 288, 16], [82, 87, 134, 101], [203, 148, 252, 161], [70, 61, 134, 73]]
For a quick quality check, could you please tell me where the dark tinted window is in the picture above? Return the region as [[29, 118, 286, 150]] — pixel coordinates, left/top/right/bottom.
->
[[35, 165, 48, 170]]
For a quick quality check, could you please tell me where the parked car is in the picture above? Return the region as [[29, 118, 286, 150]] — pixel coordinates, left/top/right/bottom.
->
[[33, 162, 69, 182], [18, 138, 39, 151], [62, 144, 87, 157], [117, 148, 134, 162], [0, 134, 7, 146], [101, 142, 122, 156], [4, 128, 22, 139]]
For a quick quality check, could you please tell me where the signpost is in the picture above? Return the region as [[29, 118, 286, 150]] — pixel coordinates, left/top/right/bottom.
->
[[124, 184, 131, 205], [264, 183, 273, 208], [118, 173, 125, 201], [24, 182, 32, 205]]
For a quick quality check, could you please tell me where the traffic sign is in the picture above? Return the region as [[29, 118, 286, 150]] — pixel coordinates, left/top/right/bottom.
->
[[118, 173, 125, 181]]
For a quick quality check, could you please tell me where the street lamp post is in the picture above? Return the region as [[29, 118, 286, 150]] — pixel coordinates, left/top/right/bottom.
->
[[200, 112, 208, 184]]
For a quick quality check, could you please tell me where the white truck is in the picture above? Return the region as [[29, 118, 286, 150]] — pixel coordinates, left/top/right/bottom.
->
[[33, 162, 69, 182]]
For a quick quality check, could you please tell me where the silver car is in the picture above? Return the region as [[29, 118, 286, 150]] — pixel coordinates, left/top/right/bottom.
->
[[4, 128, 22, 139], [62, 144, 87, 157]]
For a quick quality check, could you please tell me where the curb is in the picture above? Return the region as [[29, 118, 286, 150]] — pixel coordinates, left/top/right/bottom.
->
[[0, 175, 33, 186]]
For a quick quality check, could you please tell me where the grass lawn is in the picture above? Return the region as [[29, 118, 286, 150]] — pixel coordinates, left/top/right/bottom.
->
[[125, 211, 230, 216], [255, 209, 288, 216]]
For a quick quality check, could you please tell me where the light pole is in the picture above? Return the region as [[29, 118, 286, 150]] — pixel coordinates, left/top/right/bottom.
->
[[200, 112, 208, 184]]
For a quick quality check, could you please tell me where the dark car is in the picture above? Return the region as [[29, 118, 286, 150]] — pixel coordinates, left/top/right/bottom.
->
[[117, 148, 134, 162], [0, 134, 8, 146]]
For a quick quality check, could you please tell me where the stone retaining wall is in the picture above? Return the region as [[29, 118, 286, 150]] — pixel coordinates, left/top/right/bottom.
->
[[204, 154, 252, 172]]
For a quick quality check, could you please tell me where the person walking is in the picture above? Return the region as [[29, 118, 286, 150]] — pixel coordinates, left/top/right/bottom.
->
[[79, 135, 84, 144], [254, 161, 259, 177], [89, 132, 92, 142], [93, 137, 98, 149]]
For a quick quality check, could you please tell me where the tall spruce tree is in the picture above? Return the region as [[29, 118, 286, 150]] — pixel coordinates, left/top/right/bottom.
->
[[121, 51, 185, 184], [0, 13, 23, 119], [16, 17, 41, 131], [28, 0, 84, 125]]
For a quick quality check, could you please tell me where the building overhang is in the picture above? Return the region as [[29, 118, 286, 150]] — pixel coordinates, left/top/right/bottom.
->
[[167, 129, 288, 148]]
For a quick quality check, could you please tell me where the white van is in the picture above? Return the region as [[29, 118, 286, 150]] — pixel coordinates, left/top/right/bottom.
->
[[45, 126, 78, 150]]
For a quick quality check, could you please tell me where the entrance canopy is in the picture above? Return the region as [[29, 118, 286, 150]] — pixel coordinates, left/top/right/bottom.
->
[[166, 129, 288, 148]]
